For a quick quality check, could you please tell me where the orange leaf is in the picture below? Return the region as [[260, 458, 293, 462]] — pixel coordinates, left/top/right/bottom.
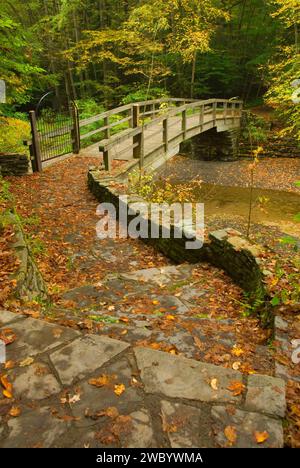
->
[[0, 328, 17, 345], [88, 374, 114, 388], [9, 406, 21, 417], [254, 431, 269, 444], [227, 381, 245, 396], [3, 389, 13, 399], [1, 374, 12, 392], [224, 425, 237, 445]]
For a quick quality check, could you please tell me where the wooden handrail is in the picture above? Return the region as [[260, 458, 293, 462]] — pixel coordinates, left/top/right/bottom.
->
[[98, 98, 243, 172]]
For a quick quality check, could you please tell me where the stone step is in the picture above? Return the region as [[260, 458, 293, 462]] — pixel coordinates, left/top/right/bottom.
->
[[54, 263, 273, 375], [0, 312, 286, 448]]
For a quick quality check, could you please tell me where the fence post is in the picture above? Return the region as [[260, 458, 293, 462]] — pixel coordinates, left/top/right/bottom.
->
[[71, 103, 80, 154], [163, 117, 169, 154], [29, 110, 42, 172]]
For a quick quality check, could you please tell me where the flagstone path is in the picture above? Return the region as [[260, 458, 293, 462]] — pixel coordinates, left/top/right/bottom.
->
[[0, 311, 285, 448]]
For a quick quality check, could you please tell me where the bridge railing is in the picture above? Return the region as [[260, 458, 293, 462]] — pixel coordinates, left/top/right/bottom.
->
[[26, 97, 242, 172], [98, 98, 243, 171]]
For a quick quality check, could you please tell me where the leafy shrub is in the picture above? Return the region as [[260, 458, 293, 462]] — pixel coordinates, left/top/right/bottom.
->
[[122, 87, 169, 104], [76, 98, 105, 118], [242, 112, 268, 143], [0, 117, 30, 155]]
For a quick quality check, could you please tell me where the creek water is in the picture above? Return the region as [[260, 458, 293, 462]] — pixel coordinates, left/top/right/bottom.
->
[[156, 158, 300, 237]]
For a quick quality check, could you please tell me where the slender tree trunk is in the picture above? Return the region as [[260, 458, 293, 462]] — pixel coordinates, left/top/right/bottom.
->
[[190, 51, 197, 99]]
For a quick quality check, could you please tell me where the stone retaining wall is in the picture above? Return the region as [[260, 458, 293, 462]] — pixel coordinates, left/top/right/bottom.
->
[[180, 127, 240, 161], [0, 154, 29, 177], [88, 168, 268, 308]]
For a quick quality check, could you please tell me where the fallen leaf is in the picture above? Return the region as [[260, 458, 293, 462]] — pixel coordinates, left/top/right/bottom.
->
[[224, 425, 237, 445], [227, 381, 246, 396], [0, 328, 17, 345], [3, 389, 13, 399], [231, 346, 244, 357], [166, 315, 175, 321], [52, 328, 63, 338], [61, 390, 81, 404], [9, 406, 21, 417], [210, 378, 218, 390], [4, 360, 15, 370], [232, 361, 241, 370], [88, 374, 115, 388], [1, 374, 12, 393], [19, 357, 34, 367], [114, 384, 125, 396], [254, 431, 269, 444], [119, 317, 129, 323]]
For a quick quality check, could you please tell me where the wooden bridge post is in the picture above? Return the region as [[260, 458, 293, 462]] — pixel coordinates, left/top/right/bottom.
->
[[132, 104, 143, 165], [223, 101, 228, 124], [182, 109, 187, 139], [212, 101, 217, 126], [163, 117, 169, 154], [29, 110, 42, 173], [104, 116, 110, 139], [199, 105, 204, 127], [132, 104, 139, 128]]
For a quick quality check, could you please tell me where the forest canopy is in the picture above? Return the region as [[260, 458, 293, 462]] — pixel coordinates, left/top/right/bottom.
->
[[0, 0, 299, 138]]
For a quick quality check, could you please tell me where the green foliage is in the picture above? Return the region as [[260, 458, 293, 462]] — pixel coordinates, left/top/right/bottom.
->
[[0, 117, 30, 155], [122, 87, 169, 104], [242, 113, 268, 143], [0, 9, 45, 104]]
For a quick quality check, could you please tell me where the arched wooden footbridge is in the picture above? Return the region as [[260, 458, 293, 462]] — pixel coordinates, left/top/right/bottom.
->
[[95, 98, 243, 171], [26, 98, 243, 172]]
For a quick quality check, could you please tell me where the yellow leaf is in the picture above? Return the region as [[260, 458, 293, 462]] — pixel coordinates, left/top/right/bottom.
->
[[152, 300, 160, 305], [254, 431, 269, 444], [166, 315, 175, 321], [19, 357, 34, 367], [114, 383, 125, 396], [224, 426, 237, 445], [231, 346, 244, 357], [210, 378, 218, 390]]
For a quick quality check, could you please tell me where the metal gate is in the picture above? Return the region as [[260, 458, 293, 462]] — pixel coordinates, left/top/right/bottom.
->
[[27, 93, 80, 172]]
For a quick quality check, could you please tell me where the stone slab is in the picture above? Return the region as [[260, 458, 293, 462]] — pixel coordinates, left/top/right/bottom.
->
[[1, 317, 80, 360], [0, 407, 69, 448], [211, 405, 283, 448], [161, 400, 211, 448], [120, 265, 193, 286], [9, 362, 61, 400], [0, 310, 24, 325], [120, 409, 156, 448], [50, 334, 130, 385], [69, 357, 142, 427], [134, 347, 244, 403], [245, 374, 286, 417]]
